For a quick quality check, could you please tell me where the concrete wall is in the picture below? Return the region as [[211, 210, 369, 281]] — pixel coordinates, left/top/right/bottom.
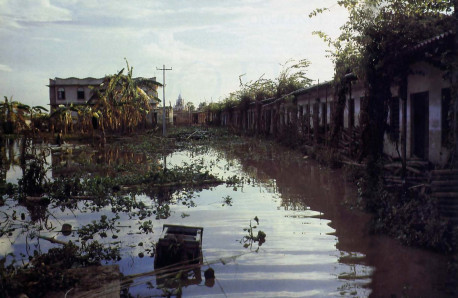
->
[[49, 78, 103, 109], [367, 62, 451, 165], [174, 110, 192, 125], [54, 85, 96, 105], [296, 84, 333, 129], [343, 81, 364, 129], [407, 61, 451, 164]]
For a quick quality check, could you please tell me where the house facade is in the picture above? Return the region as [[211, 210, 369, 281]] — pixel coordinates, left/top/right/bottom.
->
[[49, 77, 103, 111], [48, 76, 160, 112]]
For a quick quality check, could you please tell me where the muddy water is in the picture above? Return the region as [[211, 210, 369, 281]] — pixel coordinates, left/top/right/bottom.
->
[[1, 138, 451, 297], [125, 140, 449, 297]]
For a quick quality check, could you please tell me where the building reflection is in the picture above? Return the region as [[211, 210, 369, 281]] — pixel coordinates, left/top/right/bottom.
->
[[50, 145, 151, 177]]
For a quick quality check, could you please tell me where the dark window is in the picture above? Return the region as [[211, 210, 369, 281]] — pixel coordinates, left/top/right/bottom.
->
[[411, 92, 429, 159], [441, 88, 451, 146], [321, 102, 327, 126], [348, 98, 355, 128], [77, 88, 85, 100], [57, 88, 65, 100], [389, 97, 400, 141], [305, 104, 310, 128], [314, 98, 320, 126]]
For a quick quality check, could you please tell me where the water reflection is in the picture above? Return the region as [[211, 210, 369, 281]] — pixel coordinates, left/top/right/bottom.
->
[[163, 142, 449, 297], [0, 137, 451, 297], [50, 145, 151, 177]]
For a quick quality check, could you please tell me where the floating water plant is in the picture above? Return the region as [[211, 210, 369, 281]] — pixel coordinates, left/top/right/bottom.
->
[[240, 216, 266, 250], [222, 195, 233, 206]]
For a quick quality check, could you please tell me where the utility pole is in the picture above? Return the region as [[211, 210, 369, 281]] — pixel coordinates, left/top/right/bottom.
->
[[156, 64, 172, 136]]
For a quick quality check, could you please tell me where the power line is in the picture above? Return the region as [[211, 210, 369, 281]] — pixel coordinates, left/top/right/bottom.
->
[[156, 65, 172, 136]]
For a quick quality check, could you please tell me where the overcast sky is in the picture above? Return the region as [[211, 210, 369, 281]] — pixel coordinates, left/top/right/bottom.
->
[[0, 0, 347, 108]]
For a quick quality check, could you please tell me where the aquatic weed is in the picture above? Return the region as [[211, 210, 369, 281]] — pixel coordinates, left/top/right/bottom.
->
[[240, 216, 266, 250], [222, 195, 233, 206], [77, 214, 120, 241]]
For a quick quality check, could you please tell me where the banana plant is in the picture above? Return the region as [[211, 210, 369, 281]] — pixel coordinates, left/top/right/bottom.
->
[[92, 59, 156, 134], [1, 96, 20, 134], [30, 105, 49, 137], [49, 104, 78, 136]]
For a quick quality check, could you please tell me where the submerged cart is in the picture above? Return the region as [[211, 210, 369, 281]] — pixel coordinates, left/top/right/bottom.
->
[[154, 224, 204, 269]]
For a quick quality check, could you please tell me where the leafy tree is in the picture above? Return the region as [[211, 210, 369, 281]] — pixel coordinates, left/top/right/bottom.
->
[[274, 59, 312, 99], [197, 102, 207, 111], [185, 102, 195, 112], [311, 0, 454, 161]]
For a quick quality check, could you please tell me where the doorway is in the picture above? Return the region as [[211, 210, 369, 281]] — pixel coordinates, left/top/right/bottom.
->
[[410, 91, 429, 159]]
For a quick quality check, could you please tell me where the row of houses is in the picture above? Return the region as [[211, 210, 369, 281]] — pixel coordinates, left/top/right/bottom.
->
[[204, 31, 456, 167]]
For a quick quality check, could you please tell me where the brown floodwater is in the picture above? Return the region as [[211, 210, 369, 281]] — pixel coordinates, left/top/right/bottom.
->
[[0, 137, 452, 297]]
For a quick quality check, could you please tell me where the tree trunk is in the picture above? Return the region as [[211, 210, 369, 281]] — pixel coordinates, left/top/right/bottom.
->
[[330, 81, 347, 148]]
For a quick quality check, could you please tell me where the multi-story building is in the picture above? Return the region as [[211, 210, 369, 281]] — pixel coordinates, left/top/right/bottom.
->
[[48, 76, 160, 112], [48, 77, 103, 111]]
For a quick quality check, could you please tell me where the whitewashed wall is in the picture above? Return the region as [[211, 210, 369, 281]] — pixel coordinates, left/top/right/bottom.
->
[[408, 61, 450, 164]]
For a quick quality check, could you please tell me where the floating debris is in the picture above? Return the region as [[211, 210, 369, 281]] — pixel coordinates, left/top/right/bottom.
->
[[154, 224, 204, 269]]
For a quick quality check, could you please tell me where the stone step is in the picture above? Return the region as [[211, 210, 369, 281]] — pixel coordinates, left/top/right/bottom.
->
[[431, 169, 458, 175], [431, 170, 458, 180], [437, 201, 458, 212], [439, 210, 458, 220], [431, 179, 458, 186], [439, 201, 458, 209], [431, 185, 458, 192], [432, 192, 458, 199]]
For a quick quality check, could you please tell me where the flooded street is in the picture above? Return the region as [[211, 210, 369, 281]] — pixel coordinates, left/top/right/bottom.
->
[[1, 136, 451, 297]]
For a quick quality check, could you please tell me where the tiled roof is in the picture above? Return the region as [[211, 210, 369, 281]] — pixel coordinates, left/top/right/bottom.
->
[[411, 30, 454, 51]]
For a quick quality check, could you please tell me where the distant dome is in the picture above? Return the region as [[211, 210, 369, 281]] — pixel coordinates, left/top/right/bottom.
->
[[175, 93, 185, 111]]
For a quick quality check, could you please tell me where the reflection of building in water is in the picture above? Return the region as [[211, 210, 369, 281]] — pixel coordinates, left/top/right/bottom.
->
[[50, 145, 152, 177], [0, 138, 8, 184]]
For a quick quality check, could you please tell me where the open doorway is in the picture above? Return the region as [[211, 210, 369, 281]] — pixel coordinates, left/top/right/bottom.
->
[[410, 91, 429, 159]]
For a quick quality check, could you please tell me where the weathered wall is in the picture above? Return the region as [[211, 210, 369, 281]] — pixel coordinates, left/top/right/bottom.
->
[[407, 61, 451, 164], [218, 61, 452, 166]]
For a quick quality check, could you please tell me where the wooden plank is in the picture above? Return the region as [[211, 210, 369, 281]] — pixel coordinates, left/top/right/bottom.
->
[[384, 163, 402, 168], [406, 166, 422, 175], [406, 160, 429, 166], [47, 265, 121, 298], [431, 180, 458, 186], [432, 192, 458, 198], [38, 235, 68, 245], [432, 169, 458, 175]]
